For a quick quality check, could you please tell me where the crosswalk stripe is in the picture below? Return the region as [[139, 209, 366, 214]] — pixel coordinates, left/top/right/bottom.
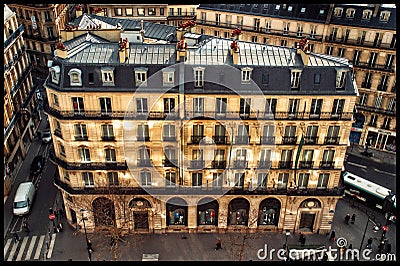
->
[[4, 238, 12, 260], [46, 233, 57, 259], [25, 235, 37, 260], [16, 236, 29, 261], [7, 241, 18, 261], [34, 235, 45, 260]]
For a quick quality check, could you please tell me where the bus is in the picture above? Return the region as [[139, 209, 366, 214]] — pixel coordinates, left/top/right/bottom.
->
[[343, 171, 396, 212]]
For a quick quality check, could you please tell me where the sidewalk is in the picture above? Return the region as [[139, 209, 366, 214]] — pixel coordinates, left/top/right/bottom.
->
[[346, 143, 396, 166]]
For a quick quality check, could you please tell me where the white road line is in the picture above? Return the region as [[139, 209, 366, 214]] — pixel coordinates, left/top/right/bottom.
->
[[25, 235, 37, 260], [34, 235, 45, 260], [46, 233, 57, 259], [4, 238, 12, 260], [16, 236, 29, 261], [7, 241, 18, 261], [374, 168, 396, 176], [347, 162, 367, 169]]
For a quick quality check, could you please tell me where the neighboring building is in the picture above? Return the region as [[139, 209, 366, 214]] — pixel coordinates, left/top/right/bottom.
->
[[44, 27, 357, 235], [196, 4, 396, 153], [85, 4, 198, 27], [4, 4, 40, 198], [7, 4, 76, 79]]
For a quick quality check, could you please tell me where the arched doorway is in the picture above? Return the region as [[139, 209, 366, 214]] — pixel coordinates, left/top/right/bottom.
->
[[258, 198, 280, 226], [197, 197, 219, 226], [166, 197, 188, 226], [297, 198, 322, 233], [129, 198, 151, 230], [92, 197, 116, 227], [228, 198, 250, 226]]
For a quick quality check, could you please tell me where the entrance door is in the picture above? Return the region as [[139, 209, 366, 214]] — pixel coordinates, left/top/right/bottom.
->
[[133, 211, 149, 230], [299, 213, 315, 232]]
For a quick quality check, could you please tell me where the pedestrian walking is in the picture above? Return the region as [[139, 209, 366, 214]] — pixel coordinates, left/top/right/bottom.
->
[[329, 230, 336, 241], [58, 208, 63, 219], [13, 232, 20, 242], [300, 235, 306, 246], [350, 214, 356, 224], [87, 239, 94, 252], [23, 222, 30, 233], [57, 222, 63, 233], [366, 237, 373, 249], [215, 239, 222, 250], [344, 214, 350, 224]]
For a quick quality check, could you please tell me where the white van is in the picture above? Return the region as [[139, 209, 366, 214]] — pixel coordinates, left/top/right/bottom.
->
[[13, 182, 36, 216]]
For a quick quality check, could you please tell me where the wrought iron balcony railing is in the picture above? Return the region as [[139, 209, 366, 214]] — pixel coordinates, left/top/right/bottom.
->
[[49, 152, 128, 170], [101, 136, 115, 141], [282, 136, 297, 145], [75, 135, 88, 141], [320, 161, 334, 169], [260, 136, 275, 144], [190, 160, 205, 169], [137, 159, 152, 167], [191, 135, 204, 144], [163, 159, 178, 167], [278, 161, 293, 169], [325, 136, 340, 145], [233, 160, 248, 168], [211, 160, 226, 169], [212, 135, 228, 144], [299, 161, 314, 169], [235, 136, 250, 144], [304, 136, 318, 144], [257, 161, 271, 169]]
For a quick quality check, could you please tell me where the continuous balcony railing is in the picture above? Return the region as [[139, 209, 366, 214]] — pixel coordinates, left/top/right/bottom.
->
[[320, 161, 334, 169], [11, 64, 33, 96], [101, 135, 115, 141], [299, 161, 314, 169], [257, 161, 271, 169], [235, 136, 250, 144], [282, 136, 297, 145], [260, 136, 275, 144], [49, 151, 128, 170], [137, 136, 150, 141], [304, 136, 318, 145], [4, 25, 24, 50], [353, 62, 395, 73], [168, 11, 196, 17], [325, 136, 340, 145], [377, 84, 388, 92], [355, 104, 396, 116], [211, 160, 226, 169], [278, 161, 293, 169], [324, 35, 396, 50], [212, 135, 228, 144], [233, 160, 248, 169], [163, 136, 177, 141]]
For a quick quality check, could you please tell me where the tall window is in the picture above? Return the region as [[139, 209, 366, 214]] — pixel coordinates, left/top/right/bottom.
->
[[257, 173, 267, 188], [298, 173, 309, 189], [53, 94, 59, 107], [78, 147, 90, 162], [192, 172, 202, 187], [363, 72, 373, 88], [254, 18, 260, 31], [165, 172, 176, 187], [368, 52, 377, 67], [193, 124, 204, 137], [281, 149, 293, 162], [288, 99, 299, 115], [265, 99, 277, 115], [317, 173, 329, 189], [277, 173, 289, 189], [137, 125, 150, 141], [387, 98, 396, 113], [353, 50, 361, 65], [82, 172, 94, 187], [234, 172, 245, 188], [241, 68, 253, 83], [75, 124, 87, 140], [193, 98, 204, 115], [194, 67, 205, 87], [105, 148, 116, 162], [305, 125, 318, 144], [216, 98, 227, 115], [164, 98, 175, 113], [284, 125, 296, 138], [72, 97, 84, 113], [374, 95, 383, 109], [336, 71, 346, 89], [135, 69, 147, 86], [136, 98, 148, 113], [213, 173, 223, 188], [240, 98, 251, 117], [163, 124, 175, 140], [102, 124, 114, 139], [215, 13, 221, 25], [290, 71, 301, 89], [322, 150, 335, 163], [331, 99, 345, 116], [108, 172, 119, 186], [327, 126, 340, 144], [141, 171, 151, 186], [138, 147, 150, 161], [359, 93, 368, 106], [297, 23, 303, 37], [310, 25, 316, 38], [302, 150, 314, 163], [310, 99, 323, 117], [100, 97, 112, 114]]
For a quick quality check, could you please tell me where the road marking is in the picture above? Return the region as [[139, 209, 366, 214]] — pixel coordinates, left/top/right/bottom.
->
[[16, 236, 29, 261], [7, 241, 18, 261], [46, 233, 57, 259], [374, 168, 396, 176], [34, 235, 45, 260], [25, 235, 37, 260], [4, 238, 12, 260], [346, 162, 367, 169]]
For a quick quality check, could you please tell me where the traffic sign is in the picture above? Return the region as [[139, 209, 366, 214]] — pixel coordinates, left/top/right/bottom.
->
[[49, 214, 56, 220]]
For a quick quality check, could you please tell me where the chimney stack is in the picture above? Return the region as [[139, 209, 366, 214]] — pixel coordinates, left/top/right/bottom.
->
[[119, 38, 128, 63], [296, 37, 310, 66], [373, 4, 381, 17]]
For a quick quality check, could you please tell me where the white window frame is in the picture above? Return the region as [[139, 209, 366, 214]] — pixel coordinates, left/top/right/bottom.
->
[[241, 67, 253, 83], [298, 173, 309, 189], [105, 147, 116, 162], [136, 98, 148, 113], [362, 10, 372, 20], [336, 70, 347, 89], [101, 67, 115, 85], [277, 173, 289, 189], [334, 8, 343, 17], [193, 97, 204, 114], [162, 68, 175, 85], [68, 68, 82, 86], [78, 147, 91, 162], [379, 11, 390, 22], [317, 173, 329, 189], [102, 124, 114, 138], [82, 172, 94, 187], [290, 70, 302, 89], [346, 8, 355, 18], [193, 67, 205, 87], [134, 67, 148, 87], [163, 124, 175, 139], [50, 65, 60, 84], [108, 172, 119, 186], [297, 24, 303, 37], [359, 93, 368, 106], [141, 171, 152, 187]]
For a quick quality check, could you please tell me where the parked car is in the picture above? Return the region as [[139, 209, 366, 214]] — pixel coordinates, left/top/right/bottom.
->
[[42, 130, 52, 143], [30, 155, 45, 176]]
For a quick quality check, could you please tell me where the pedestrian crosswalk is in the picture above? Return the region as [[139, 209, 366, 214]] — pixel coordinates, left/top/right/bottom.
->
[[4, 233, 56, 261]]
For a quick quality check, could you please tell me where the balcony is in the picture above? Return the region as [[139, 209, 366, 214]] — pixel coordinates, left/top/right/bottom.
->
[[325, 136, 340, 145], [75, 135, 88, 141], [212, 135, 227, 144], [191, 135, 204, 144], [309, 113, 321, 119], [101, 136, 115, 141], [324, 35, 395, 50], [190, 160, 205, 169], [299, 161, 314, 169], [260, 136, 275, 144], [377, 84, 388, 92], [282, 136, 297, 145], [4, 25, 24, 50], [10, 64, 32, 96], [211, 160, 226, 169], [163, 159, 178, 167], [354, 62, 395, 73], [233, 160, 248, 169], [278, 161, 293, 169], [235, 136, 250, 144], [355, 104, 396, 117], [168, 11, 196, 17], [320, 161, 334, 169], [258, 161, 271, 169], [137, 159, 152, 167], [304, 136, 318, 144]]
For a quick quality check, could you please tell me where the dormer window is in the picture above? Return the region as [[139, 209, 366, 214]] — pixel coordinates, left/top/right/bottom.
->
[[101, 67, 115, 85], [362, 10, 372, 20], [162, 68, 175, 86], [379, 11, 390, 22], [290, 70, 302, 89], [275, 5, 280, 10], [241, 67, 253, 83], [336, 69, 347, 89], [194, 67, 205, 88], [346, 8, 355, 18], [134, 67, 148, 87], [334, 8, 343, 17], [68, 68, 82, 86], [300, 7, 306, 13], [50, 65, 60, 84]]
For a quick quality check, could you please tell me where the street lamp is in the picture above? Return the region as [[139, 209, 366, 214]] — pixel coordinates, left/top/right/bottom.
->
[[80, 208, 91, 261], [284, 230, 290, 261], [359, 212, 379, 251]]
